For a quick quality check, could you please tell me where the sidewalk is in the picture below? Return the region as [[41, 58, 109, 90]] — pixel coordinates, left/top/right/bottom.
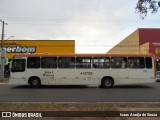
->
[[0, 103, 160, 120], [0, 78, 9, 83]]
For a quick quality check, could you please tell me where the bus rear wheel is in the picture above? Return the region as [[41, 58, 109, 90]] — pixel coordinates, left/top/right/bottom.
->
[[101, 77, 114, 88], [29, 78, 41, 88]]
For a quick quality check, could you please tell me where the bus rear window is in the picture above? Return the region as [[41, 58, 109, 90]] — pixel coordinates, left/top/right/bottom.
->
[[11, 59, 26, 72]]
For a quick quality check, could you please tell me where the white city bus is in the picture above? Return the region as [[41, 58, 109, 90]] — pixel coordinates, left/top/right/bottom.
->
[[9, 53, 156, 88]]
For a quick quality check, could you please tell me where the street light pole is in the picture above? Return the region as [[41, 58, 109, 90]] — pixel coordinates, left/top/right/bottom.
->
[[0, 20, 7, 80], [7, 36, 14, 40]]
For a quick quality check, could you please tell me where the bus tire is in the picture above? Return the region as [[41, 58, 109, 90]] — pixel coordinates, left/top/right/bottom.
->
[[101, 77, 114, 88], [29, 77, 41, 88]]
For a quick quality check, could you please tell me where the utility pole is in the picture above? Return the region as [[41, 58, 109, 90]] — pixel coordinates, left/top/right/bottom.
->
[[0, 20, 7, 80]]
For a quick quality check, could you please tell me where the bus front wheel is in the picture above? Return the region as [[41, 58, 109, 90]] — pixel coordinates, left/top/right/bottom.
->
[[101, 77, 114, 88], [29, 77, 41, 88]]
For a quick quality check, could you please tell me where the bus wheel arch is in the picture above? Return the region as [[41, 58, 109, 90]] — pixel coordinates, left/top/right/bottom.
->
[[28, 76, 41, 88], [101, 76, 114, 88]]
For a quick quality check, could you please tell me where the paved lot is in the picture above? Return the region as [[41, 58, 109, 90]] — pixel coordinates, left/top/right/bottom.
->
[[0, 82, 160, 102]]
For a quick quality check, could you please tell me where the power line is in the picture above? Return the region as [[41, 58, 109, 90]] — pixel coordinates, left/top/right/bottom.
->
[[2, 17, 160, 23]]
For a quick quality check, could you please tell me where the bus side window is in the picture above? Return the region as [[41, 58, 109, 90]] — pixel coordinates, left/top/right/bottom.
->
[[111, 57, 127, 69], [58, 57, 75, 68], [145, 57, 152, 68], [128, 57, 145, 69], [93, 57, 110, 69], [27, 57, 40, 68], [76, 57, 91, 68], [104, 58, 110, 68], [11, 59, 26, 72], [41, 57, 57, 68], [157, 60, 160, 71]]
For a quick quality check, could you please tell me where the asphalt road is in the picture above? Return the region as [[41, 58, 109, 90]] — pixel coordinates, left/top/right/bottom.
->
[[0, 82, 160, 102]]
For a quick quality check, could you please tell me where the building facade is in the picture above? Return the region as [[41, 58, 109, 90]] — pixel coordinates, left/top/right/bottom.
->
[[0, 40, 75, 61], [107, 28, 160, 60], [0, 40, 75, 78]]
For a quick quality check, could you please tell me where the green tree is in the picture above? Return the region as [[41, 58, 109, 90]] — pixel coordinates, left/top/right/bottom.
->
[[136, 0, 160, 19]]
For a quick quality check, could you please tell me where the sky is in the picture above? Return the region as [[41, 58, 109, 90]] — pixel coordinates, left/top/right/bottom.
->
[[0, 0, 160, 53]]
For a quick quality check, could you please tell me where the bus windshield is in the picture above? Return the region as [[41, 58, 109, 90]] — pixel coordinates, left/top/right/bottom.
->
[[11, 59, 26, 72]]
